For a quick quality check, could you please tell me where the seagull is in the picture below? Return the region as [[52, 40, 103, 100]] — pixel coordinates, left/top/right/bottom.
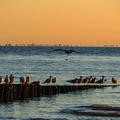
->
[[96, 76, 107, 84], [4, 75, 10, 84], [26, 75, 31, 83], [42, 76, 53, 84], [52, 77, 58, 84], [53, 49, 80, 55], [32, 81, 41, 85], [66, 78, 78, 84], [112, 78, 119, 84], [19, 77, 26, 84], [0, 76, 3, 84], [82, 77, 89, 83], [88, 76, 93, 83], [77, 76, 83, 83], [9, 74, 15, 84], [88, 77, 97, 83]]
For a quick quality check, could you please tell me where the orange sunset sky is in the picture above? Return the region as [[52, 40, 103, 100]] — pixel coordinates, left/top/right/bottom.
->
[[0, 0, 120, 46]]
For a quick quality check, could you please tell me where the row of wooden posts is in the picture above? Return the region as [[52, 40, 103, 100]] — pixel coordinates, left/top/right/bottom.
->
[[0, 83, 118, 103]]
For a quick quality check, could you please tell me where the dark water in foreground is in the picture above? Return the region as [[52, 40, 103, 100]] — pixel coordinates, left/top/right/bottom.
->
[[0, 46, 120, 120]]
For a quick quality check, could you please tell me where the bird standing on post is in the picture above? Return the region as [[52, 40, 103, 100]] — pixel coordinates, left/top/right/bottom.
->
[[26, 75, 31, 83], [0, 76, 3, 84], [66, 78, 78, 84], [82, 77, 89, 83], [96, 76, 107, 84], [9, 74, 15, 84], [20, 77, 26, 84], [42, 76, 53, 84], [112, 78, 119, 84], [52, 77, 58, 84], [88, 77, 97, 83], [87, 76, 93, 83], [77, 76, 83, 83], [4, 75, 10, 84]]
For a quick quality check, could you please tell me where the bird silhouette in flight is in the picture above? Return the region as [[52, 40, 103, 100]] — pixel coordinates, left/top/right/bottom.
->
[[53, 49, 80, 55]]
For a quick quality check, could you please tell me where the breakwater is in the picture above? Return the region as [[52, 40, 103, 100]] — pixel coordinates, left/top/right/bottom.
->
[[0, 83, 119, 103]]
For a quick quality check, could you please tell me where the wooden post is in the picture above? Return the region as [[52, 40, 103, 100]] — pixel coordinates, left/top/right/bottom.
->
[[60, 86, 66, 93], [13, 84, 17, 100], [9, 84, 14, 102], [29, 84, 34, 98], [73, 85, 78, 91], [45, 86, 52, 95], [21, 84, 25, 100], [17, 84, 22, 100], [68, 85, 73, 92], [4, 84, 10, 102], [21, 84, 29, 100], [37, 85, 41, 97], [41, 86, 45, 95], [49, 86, 53, 95], [34, 84, 38, 97], [66, 85, 69, 93], [52, 86, 57, 94], [56, 85, 60, 93], [0, 84, 4, 102]]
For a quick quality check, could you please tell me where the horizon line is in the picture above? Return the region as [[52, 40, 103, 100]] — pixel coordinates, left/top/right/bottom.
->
[[0, 43, 119, 47]]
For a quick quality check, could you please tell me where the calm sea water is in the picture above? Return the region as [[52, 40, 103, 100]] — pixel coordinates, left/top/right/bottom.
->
[[0, 46, 120, 120]]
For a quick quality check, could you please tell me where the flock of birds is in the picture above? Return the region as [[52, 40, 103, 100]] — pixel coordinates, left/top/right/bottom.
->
[[0, 49, 118, 85], [0, 75, 118, 85], [0, 75, 57, 85], [0, 49, 79, 84], [41, 75, 119, 84], [0, 75, 31, 84], [67, 76, 106, 84], [66, 76, 119, 84]]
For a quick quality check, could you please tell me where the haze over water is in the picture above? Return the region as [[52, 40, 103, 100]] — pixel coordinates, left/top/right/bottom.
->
[[0, 46, 120, 120]]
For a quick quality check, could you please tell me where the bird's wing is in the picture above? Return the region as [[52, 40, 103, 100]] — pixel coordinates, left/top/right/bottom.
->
[[69, 50, 80, 54], [42, 79, 48, 83], [66, 78, 77, 82], [66, 80, 72, 82], [53, 49, 66, 51]]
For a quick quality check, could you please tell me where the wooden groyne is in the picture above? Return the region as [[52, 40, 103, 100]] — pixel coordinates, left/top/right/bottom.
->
[[0, 83, 119, 103]]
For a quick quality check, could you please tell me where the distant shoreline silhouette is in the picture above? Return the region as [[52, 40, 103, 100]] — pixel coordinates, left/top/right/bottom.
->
[[0, 44, 119, 47]]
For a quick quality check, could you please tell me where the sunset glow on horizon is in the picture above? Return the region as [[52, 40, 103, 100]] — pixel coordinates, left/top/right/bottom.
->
[[0, 0, 120, 46]]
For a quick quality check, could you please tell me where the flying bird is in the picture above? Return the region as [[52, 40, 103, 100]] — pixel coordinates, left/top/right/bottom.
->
[[53, 49, 80, 55]]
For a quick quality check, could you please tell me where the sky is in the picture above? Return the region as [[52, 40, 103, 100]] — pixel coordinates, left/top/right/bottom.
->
[[0, 0, 120, 46]]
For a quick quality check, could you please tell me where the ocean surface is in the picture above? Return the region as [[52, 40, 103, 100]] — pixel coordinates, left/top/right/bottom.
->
[[0, 46, 120, 120]]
